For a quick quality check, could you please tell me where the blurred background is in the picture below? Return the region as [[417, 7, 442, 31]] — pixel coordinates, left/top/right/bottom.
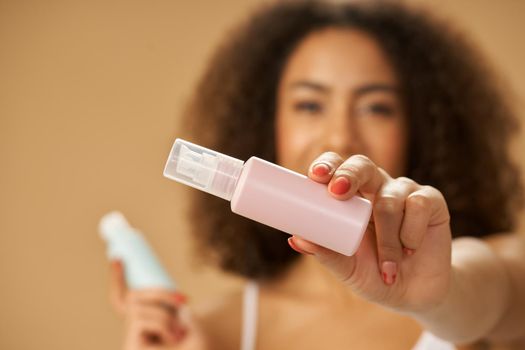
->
[[1, 0, 524, 349]]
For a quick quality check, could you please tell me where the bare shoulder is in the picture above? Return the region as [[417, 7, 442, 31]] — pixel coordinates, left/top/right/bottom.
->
[[483, 231, 525, 296], [484, 232, 525, 344], [191, 288, 244, 350], [484, 232, 525, 259]]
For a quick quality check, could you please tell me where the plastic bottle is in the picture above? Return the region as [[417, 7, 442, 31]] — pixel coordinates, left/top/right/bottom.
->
[[163, 139, 372, 256], [99, 211, 176, 290]]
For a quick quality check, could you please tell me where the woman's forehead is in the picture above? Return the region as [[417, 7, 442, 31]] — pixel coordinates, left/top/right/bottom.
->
[[280, 27, 399, 91]]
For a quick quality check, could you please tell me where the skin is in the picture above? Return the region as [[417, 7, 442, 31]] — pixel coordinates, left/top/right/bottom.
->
[[108, 28, 525, 350]]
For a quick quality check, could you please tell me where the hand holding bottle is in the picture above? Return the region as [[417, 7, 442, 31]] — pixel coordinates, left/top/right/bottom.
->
[[109, 261, 208, 350], [290, 152, 452, 314], [100, 212, 207, 350]]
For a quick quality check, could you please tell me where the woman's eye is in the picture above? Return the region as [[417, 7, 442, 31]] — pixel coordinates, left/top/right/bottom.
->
[[294, 101, 323, 114], [359, 103, 395, 117]]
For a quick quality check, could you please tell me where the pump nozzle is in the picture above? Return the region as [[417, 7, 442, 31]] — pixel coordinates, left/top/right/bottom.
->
[[163, 139, 244, 201]]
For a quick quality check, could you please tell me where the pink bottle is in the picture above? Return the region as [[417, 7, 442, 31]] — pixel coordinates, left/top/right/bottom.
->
[[163, 139, 372, 256]]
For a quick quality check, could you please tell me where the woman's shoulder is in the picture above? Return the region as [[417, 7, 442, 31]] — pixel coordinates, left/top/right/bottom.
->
[[191, 287, 245, 350], [483, 232, 525, 255]]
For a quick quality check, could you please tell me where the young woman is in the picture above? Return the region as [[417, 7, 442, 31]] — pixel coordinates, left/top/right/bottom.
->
[[108, 2, 525, 349]]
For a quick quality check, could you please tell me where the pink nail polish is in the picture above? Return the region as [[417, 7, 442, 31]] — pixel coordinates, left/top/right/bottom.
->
[[173, 292, 188, 304], [381, 261, 397, 285], [403, 247, 415, 256], [288, 237, 313, 255], [331, 176, 351, 195], [312, 163, 330, 176]]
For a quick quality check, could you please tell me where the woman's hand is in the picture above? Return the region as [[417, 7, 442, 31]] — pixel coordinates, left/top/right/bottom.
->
[[290, 152, 452, 313], [109, 260, 208, 350]]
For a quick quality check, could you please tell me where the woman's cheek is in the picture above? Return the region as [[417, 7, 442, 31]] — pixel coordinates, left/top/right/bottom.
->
[[277, 120, 320, 171]]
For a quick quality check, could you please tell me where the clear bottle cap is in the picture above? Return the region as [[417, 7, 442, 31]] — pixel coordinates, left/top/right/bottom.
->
[[163, 138, 244, 201]]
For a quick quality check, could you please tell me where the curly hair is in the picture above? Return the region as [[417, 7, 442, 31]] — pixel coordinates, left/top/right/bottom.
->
[[180, 1, 523, 280]]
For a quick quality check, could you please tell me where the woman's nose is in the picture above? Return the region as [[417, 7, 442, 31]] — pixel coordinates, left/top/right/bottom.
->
[[322, 112, 360, 157]]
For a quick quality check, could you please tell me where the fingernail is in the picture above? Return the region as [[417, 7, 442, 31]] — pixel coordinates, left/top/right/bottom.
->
[[330, 176, 351, 195], [288, 237, 313, 255], [403, 247, 415, 256], [173, 292, 188, 304], [312, 163, 330, 176], [381, 261, 397, 285]]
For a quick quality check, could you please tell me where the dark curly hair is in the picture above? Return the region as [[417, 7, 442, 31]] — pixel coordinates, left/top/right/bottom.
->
[[180, 1, 523, 280]]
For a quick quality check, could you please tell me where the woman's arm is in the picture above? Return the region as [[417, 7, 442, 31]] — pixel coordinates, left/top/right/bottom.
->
[[480, 233, 525, 342], [408, 236, 506, 343], [412, 233, 525, 345]]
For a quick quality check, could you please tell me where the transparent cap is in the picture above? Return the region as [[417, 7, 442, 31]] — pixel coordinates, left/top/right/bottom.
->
[[163, 138, 244, 201]]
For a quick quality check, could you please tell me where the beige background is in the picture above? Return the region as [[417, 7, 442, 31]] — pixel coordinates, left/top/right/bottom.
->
[[1, 1, 524, 349]]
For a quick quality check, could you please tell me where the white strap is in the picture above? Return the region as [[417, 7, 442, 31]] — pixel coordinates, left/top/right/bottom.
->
[[240, 281, 453, 350], [240, 280, 259, 350]]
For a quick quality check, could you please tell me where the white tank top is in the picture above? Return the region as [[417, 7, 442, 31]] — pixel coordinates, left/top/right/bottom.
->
[[240, 281, 455, 350]]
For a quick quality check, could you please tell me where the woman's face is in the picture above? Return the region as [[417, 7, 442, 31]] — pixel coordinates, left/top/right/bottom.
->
[[276, 28, 407, 177]]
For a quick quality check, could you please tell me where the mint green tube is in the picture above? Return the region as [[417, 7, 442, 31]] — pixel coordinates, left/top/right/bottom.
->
[[99, 211, 176, 290]]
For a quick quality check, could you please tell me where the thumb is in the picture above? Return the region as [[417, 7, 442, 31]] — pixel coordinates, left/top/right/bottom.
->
[[109, 259, 127, 314], [289, 236, 357, 284]]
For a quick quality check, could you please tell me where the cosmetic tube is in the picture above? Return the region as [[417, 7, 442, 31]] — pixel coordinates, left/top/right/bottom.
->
[[163, 139, 372, 256], [99, 211, 176, 290]]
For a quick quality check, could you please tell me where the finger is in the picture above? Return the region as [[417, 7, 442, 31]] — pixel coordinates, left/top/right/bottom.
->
[[109, 259, 127, 314], [288, 236, 358, 284], [127, 289, 187, 310], [131, 302, 191, 345], [126, 316, 178, 346], [400, 186, 449, 252], [328, 155, 387, 201], [128, 302, 179, 329], [177, 304, 198, 333], [373, 177, 417, 285], [307, 152, 344, 183]]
